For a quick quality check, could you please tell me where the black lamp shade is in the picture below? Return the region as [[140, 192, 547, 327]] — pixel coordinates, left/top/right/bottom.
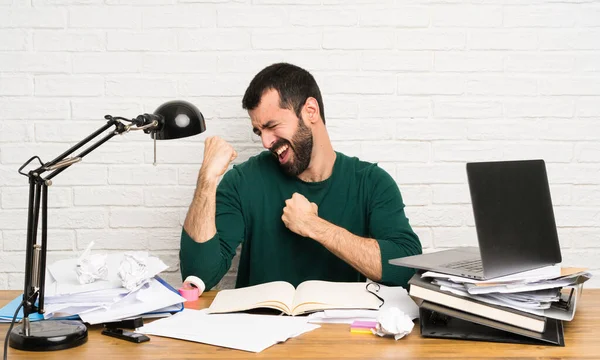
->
[[153, 100, 206, 140]]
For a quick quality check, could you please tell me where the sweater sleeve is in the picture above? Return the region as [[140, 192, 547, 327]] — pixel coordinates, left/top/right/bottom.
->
[[367, 165, 422, 288], [179, 167, 245, 290]]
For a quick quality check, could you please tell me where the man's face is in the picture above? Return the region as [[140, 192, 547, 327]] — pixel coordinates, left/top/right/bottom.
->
[[250, 89, 314, 177]]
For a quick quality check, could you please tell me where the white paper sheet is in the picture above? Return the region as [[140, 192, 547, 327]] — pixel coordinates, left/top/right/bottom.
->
[[436, 283, 583, 320], [439, 285, 552, 310], [307, 283, 419, 324], [138, 309, 320, 353], [308, 317, 377, 324], [79, 278, 185, 324], [45, 286, 129, 304], [465, 273, 591, 294], [307, 309, 378, 324], [377, 283, 419, 319]]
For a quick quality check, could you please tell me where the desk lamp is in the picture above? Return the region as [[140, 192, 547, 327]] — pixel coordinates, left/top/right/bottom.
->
[[7, 101, 206, 352]]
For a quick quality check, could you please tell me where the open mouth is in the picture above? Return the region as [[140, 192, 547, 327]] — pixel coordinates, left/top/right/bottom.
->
[[274, 144, 291, 164]]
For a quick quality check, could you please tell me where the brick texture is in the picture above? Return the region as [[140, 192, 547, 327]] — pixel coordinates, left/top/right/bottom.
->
[[1, 1, 599, 291]]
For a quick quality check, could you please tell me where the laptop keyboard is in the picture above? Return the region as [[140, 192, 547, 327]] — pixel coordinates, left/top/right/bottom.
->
[[443, 259, 484, 273]]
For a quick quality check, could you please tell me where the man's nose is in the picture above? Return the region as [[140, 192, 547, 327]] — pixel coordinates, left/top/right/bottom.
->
[[261, 133, 276, 150]]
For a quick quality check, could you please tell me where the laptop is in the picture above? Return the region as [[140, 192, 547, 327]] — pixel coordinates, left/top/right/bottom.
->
[[390, 159, 562, 280]]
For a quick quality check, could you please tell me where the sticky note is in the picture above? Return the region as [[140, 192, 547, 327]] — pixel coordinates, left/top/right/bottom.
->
[[351, 320, 377, 329]]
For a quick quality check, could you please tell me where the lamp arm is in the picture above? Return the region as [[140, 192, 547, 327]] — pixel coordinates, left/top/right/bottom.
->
[[18, 117, 142, 323], [9, 101, 203, 352], [45, 130, 119, 181]]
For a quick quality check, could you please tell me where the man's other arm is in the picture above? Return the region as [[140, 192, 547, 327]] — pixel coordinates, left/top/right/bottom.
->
[[282, 166, 421, 286], [364, 165, 422, 286]]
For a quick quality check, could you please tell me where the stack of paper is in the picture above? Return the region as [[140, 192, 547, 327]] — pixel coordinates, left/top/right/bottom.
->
[[406, 266, 593, 346], [307, 309, 379, 324], [420, 266, 590, 321], [78, 277, 186, 325], [0, 252, 186, 325], [307, 283, 419, 324], [138, 309, 320, 353]]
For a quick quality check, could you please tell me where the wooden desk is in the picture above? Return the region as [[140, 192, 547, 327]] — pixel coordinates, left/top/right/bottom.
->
[[1, 289, 599, 359]]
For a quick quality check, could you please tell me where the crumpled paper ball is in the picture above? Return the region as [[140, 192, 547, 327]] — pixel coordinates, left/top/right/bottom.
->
[[118, 252, 149, 291], [372, 307, 415, 340], [75, 241, 108, 285]]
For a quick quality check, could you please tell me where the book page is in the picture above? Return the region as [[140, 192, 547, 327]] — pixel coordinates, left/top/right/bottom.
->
[[207, 281, 296, 315], [291, 281, 381, 315]]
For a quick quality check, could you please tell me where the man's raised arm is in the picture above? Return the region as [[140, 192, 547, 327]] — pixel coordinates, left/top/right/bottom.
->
[[183, 136, 237, 242], [180, 136, 241, 290]]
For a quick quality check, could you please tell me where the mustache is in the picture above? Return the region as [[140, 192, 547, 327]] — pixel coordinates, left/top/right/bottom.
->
[[269, 139, 292, 155]]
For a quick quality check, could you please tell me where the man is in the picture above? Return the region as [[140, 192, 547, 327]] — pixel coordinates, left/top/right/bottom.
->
[[180, 63, 421, 290]]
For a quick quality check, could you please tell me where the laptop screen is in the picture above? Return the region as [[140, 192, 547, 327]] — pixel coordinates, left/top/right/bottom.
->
[[467, 159, 562, 279]]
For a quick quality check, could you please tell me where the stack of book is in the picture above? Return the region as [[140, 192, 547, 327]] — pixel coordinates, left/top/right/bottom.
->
[[407, 267, 591, 346]]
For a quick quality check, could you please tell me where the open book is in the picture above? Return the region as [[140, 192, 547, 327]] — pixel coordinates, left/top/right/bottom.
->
[[207, 280, 382, 316]]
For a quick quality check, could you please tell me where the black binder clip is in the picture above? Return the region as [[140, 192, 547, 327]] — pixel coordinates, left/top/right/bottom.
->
[[551, 288, 575, 311]]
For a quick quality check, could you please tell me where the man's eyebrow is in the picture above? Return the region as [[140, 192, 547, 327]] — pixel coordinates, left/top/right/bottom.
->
[[252, 120, 276, 135]]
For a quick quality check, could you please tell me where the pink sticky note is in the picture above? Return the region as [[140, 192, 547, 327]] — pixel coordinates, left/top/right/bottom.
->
[[351, 320, 378, 329]]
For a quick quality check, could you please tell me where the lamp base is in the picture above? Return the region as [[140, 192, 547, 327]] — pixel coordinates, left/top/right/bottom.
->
[[9, 320, 88, 351]]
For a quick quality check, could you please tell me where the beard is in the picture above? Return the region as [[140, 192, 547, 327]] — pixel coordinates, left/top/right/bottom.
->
[[271, 117, 313, 177]]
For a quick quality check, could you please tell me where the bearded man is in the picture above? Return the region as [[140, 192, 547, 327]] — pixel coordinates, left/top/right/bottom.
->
[[180, 63, 422, 290]]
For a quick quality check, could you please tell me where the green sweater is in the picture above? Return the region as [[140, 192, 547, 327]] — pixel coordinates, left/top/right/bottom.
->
[[180, 151, 422, 290]]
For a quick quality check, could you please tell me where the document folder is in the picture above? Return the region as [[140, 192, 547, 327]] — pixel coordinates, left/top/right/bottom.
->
[[418, 300, 565, 346], [0, 296, 47, 323]]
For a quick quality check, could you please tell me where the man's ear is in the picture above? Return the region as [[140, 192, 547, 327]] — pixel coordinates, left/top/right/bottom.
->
[[303, 97, 320, 124]]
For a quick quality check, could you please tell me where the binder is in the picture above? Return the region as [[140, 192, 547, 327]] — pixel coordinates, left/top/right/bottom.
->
[[418, 300, 565, 346], [408, 274, 547, 332]]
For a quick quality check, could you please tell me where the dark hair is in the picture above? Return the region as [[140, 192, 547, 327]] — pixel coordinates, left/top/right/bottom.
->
[[242, 63, 326, 125]]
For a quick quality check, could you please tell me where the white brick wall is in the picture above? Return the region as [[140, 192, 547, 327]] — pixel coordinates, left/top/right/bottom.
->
[[1, 1, 599, 291]]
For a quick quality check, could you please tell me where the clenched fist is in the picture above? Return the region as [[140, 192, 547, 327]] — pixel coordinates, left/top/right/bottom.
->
[[200, 136, 237, 180], [282, 192, 319, 238]]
